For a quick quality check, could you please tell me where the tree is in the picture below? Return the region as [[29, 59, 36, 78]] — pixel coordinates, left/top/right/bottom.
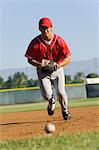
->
[[3, 72, 28, 89], [4, 76, 13, 89], [0, 76, 4, 89], [65, 75, 72, 84], [73, 72, 85, 83], [33, 80, 39, 87], [86, 73, 99, 78], [13, 72, 28, 88], [2, 72, 40, 89], [27, 79, 36, 87]]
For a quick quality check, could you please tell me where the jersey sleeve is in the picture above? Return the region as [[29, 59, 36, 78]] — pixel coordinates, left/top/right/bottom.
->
[[25, 40, 37, 60], [59, 37, 71, 58]]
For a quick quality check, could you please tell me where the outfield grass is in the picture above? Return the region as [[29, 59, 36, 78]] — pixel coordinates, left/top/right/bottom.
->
[[0, 132, 99, 150], [0, 97, 99, 113]]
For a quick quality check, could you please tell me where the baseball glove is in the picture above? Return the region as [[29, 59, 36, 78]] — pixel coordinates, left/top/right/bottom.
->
[[41, 59, 57, 73]]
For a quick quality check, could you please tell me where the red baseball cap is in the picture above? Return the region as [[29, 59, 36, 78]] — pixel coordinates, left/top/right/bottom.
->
[[39, 17, 52, 30]]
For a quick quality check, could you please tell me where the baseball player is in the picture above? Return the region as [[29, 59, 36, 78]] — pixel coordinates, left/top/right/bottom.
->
[[25, 17, 71, 120]]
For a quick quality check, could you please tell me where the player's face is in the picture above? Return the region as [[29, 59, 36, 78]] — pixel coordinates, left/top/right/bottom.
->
[[41, 26, 53, 41]]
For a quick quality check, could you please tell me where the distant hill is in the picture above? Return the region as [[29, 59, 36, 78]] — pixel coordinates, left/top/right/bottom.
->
[[0, 57, 99, 81], [64, 57, 99, 78]]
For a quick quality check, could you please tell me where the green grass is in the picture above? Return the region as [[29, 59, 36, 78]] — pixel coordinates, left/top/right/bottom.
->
[[0, 132, 99, 150], [0, 97, 99, 113], [69, 97, 99, 107]]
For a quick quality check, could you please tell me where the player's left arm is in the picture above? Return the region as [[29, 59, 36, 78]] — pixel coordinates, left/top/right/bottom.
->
[[57, 56, 71, 68]]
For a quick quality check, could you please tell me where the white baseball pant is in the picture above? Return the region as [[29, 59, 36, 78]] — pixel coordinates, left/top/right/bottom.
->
[[37, 67, 68, 113]]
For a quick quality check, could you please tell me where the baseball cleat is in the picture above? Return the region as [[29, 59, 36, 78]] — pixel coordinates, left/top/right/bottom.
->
[[47, 98, 55, 116], [62, 111, 71, 120]]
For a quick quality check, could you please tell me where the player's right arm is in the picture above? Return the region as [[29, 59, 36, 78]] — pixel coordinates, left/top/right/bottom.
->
[[25, 38, 42, 68], [28, 59, 42, 69]]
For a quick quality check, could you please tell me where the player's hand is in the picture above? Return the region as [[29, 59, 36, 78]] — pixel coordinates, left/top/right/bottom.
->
[[41, 59, 58, 73]]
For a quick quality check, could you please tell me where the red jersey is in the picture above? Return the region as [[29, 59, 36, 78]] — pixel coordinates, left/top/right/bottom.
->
[[25, 34, 71, 64]]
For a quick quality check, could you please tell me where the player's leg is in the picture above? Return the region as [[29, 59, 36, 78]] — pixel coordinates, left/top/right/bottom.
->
[[54, 67, 71, 120], [38, 75, 56, 116]]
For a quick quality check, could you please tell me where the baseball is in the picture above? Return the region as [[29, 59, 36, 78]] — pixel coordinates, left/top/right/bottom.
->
[[45, 123, 56, 133]]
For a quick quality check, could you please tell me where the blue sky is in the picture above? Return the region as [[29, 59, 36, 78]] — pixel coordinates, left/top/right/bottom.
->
[[0, 0, 98, 69]]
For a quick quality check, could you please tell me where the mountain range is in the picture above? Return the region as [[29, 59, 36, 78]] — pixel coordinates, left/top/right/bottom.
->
[[0, 57, 99, 81], [64, 57, 99, 78]]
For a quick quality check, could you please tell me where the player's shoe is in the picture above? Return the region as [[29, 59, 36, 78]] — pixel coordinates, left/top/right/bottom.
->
[[62, 111, 71, 120], [47, 97, 56, 116]]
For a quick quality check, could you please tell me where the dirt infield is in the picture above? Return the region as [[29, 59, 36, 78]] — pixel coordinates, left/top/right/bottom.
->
[[0, 106, 99, 141]]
